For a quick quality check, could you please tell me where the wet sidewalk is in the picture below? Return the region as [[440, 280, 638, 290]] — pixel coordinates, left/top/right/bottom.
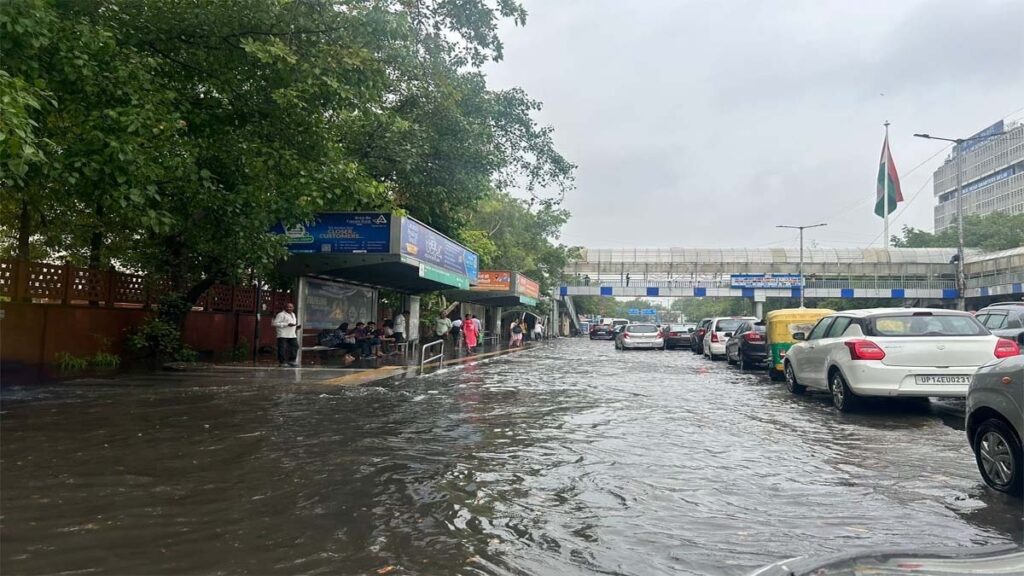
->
[[211, 337, 552, 387]]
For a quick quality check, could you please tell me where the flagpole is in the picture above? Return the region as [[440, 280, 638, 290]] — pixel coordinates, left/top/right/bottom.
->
[[883, 121, 890, 249]]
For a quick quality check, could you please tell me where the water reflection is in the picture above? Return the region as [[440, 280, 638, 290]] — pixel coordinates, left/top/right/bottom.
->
[[1, 339, 1020, 575]]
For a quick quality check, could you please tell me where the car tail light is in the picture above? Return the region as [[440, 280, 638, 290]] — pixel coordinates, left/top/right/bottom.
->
[[994, 338, 1020, 358], [710, 332, 719, 343], [744, 332, 764, 343], [657, 330, 664, 338], [844, 339, 885, 361], [670, 332, 680, 337], [623, 333, 630, 340]]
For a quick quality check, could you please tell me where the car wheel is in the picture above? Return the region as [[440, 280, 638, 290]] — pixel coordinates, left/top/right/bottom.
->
[[739, 354, 748, 371], [829, 370, 859, 412], [768, 368, 785, 381], [727, 349, 737, 365], [784, 362, 806, 395], [974, 418, 1023, 496]]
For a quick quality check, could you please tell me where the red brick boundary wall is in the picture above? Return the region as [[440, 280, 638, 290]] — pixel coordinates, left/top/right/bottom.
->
[[0, 260, 291, 366]]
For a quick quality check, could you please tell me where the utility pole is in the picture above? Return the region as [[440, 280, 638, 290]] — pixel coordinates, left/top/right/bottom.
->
[[777, 223, 827, 308], [914, 129, 1007, 311]]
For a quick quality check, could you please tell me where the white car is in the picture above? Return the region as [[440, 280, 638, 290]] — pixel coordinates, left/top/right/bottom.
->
[[783, 308, 1020, 412], [703, 316, 758, 360], [615, 323, 664, 350]]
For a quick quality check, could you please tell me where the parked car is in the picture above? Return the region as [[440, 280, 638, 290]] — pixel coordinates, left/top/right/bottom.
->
[[663, 323, 696, 349], [614, 323, 664, 350], [783, 308, 1020, 412], [725, 321, 768, 370], [690, 318, 713, 354], [703, 316, 758, 360], [764, 308, 834, 381], [975, 302, 1024, 346], [590, 322, 615, 340], [966, 354, 1024, 496]]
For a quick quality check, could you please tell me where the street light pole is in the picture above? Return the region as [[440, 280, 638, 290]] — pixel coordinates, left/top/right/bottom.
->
[[913, 130, 1007, 311], [777, 223, 827, 308]]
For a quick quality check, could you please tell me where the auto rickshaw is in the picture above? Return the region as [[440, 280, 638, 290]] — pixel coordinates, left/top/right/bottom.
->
[[764, 308, 834, 381]]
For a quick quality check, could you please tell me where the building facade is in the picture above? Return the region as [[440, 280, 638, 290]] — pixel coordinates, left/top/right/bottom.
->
[[933, 120, 1024, 233]]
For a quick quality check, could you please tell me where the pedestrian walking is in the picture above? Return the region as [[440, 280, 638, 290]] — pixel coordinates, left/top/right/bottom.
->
[[451, 316, 462, 345], [472, 314, 482, 334], [272, 303, 301, 367], [626, 273, 631, 287], [510, 319, 523, 348], [534, 320, 544, 341], [462, 313, 479, 353]]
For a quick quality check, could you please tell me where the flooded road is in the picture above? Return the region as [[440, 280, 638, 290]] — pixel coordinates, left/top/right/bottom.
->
[[2, 338, 1021, 575]]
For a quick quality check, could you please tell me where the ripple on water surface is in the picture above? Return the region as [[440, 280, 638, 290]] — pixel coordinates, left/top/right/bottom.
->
[[1, 339, 1020, 575]]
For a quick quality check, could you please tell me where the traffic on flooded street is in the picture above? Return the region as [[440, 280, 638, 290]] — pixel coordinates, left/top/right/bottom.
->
[[2, 338, 1020, 575]]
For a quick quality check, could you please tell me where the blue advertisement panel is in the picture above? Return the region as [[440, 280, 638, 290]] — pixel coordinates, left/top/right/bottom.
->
[[273, 212, 391, 254], [400, 217, 479, 282], [731, 273, 802, 289]]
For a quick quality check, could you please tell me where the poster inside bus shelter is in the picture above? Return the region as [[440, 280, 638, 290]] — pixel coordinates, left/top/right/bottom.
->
[[301, 278, 377, 330]]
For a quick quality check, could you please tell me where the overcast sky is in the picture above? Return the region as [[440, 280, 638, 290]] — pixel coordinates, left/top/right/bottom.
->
[[483, 0, 1024, 250]]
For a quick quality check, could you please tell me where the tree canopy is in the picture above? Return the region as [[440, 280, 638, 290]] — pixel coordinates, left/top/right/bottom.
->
[[891, 212, 1024, 252], [1, 0, 575, 307]]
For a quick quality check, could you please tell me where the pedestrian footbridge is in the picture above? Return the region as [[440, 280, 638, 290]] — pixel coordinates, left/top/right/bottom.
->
[[560, 247, 1024, 303]]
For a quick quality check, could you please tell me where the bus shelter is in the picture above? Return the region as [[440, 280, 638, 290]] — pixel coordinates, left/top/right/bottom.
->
[[272, 212, 479, 360], [444, 271, 541, 338]]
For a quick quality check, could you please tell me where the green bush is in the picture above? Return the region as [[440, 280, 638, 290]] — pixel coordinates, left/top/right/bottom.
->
[[127, 295, 199, 362], [55, 352, 89, 371], [90, 352, 121, 368], [230, 339, 251, 362]]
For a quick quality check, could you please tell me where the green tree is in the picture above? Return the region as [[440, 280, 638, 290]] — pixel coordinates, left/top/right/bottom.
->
[[891, 212, 1024, 252], [1, 0, 574, 336], [460, 191, 577, 294]]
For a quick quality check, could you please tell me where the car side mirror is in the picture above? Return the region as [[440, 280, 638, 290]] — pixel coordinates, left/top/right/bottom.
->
[[793, 332, 806, 341], [724, 332, 733, 338]]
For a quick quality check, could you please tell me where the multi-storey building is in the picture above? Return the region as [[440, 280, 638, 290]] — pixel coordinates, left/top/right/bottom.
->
[[933, 120, 1024, 233]]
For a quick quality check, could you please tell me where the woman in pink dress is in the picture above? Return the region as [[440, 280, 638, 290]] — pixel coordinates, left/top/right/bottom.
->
[[462, 313, 479, 353]]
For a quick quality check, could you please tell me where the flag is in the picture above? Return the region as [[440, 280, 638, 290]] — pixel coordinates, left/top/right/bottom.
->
[[874, 135, 903, 217]]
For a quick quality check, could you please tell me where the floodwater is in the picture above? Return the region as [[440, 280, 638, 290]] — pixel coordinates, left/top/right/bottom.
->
[[2, 339, 1021, 575]]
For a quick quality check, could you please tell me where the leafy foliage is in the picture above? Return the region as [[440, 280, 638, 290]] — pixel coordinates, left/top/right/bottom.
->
[[1, 0, 574, 315], [461, 191, 577, 295], [891, 213, 1024, 252]]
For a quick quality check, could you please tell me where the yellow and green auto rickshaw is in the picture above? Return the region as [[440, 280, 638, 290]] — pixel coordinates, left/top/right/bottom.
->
[[764, 308, 834, 380]]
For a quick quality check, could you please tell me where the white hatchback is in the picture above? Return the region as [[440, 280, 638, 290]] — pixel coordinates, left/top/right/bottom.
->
[[703, 316, 758, 360], [783, 308, 1019, 412]]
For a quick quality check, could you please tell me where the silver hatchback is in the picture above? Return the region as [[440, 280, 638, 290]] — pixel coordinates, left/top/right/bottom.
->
[[966, 354, 1024, 496]]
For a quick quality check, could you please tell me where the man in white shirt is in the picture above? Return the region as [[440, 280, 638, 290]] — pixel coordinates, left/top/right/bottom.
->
[[394, 310, 408, 342], [472, 314, 482, 333], [534, 321, 544, 340], [272, 303, 301, 367], [435, 313, 452, 341]]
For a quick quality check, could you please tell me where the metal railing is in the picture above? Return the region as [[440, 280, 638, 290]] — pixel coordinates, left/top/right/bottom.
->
[[420, 339, 444, 374], [560, 277, 959, 291]]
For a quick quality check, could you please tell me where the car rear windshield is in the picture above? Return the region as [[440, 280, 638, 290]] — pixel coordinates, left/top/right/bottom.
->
[[612, 320, 629, 327], [715, 319, 742, 332], [668, 325, 691, 331], [628, 325, 658, 333], [868, 314, 988, 337]]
